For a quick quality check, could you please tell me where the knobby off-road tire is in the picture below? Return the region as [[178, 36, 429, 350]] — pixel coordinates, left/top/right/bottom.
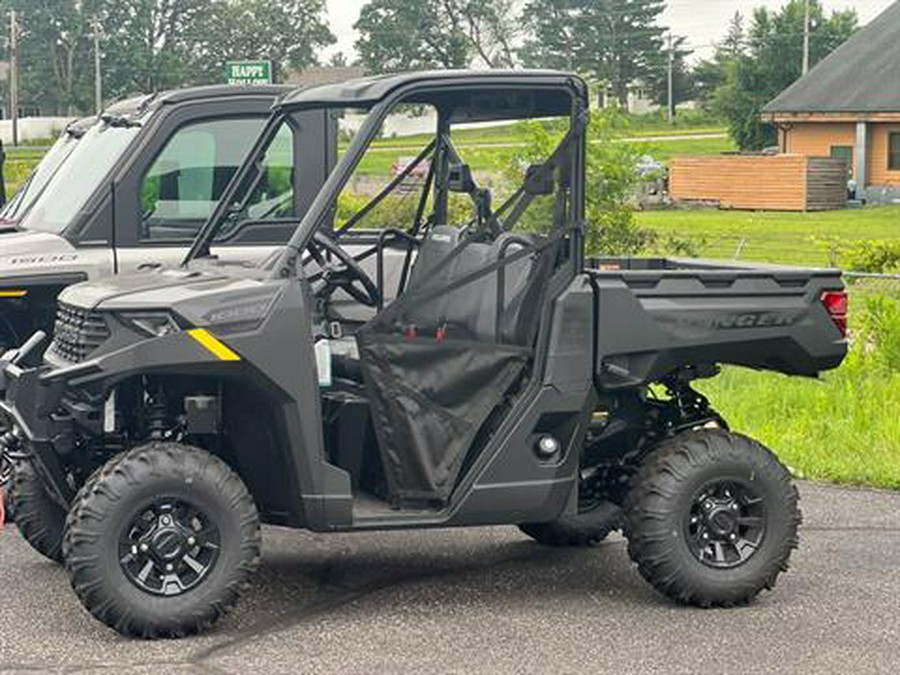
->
[[8, 459, 68, 562], [11, 454, 124, 561], [624, 429, 800, 608], [519, 500, 622, 547], [63, 442, 261, 638]]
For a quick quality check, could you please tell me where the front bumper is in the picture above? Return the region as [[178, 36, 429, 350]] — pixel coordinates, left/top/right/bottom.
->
[[0, 326, 249, 507], [0, 359, 74, 505]]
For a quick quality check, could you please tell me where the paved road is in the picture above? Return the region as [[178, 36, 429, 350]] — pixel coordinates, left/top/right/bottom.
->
[[0, 482, 897, 674]]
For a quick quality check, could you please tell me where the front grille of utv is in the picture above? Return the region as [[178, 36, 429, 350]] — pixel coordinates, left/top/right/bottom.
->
[[48, 303, 110, 363]]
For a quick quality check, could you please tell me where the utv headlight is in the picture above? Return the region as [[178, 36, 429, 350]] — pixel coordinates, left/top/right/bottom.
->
[[119, 311, 182, 338]]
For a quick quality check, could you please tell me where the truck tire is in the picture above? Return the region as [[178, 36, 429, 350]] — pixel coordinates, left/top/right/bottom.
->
[[519, 500, 621, 547], [63, 442, 261, 638], [8, 459, 67, 563], [624, 429, 800, 607]]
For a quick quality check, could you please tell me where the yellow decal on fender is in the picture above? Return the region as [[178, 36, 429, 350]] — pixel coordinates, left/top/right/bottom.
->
[[188, 329, 241, 361], [0, 290, 27, 298]]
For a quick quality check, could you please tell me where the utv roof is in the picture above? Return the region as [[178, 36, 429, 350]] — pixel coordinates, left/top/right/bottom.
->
[[103, 84, 292, 120], [278, 70, 588, 121]]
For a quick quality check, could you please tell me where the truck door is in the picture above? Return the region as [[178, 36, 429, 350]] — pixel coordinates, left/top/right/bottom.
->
[[112, 101, 334, 273]]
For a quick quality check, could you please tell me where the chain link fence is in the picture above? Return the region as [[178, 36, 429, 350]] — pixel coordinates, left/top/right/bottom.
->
[[843, 272, 900, 298]]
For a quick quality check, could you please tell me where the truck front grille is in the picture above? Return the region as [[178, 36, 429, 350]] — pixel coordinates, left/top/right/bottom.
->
[[49, 303, 110, 363]]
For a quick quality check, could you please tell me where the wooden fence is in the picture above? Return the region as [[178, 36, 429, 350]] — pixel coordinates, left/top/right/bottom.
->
[[669, 154, 847, 211]]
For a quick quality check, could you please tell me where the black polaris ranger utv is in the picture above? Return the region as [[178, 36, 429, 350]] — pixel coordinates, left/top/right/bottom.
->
[[0, 71, 848, 638]]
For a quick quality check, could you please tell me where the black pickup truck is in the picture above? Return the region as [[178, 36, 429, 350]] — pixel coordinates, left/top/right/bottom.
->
[[0, 70, 847, 638]]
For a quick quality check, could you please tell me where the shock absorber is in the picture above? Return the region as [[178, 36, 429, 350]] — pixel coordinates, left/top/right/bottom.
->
[[145, 385, 168, 440]]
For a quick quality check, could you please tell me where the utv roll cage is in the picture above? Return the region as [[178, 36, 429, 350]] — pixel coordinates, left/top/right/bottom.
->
[[186, 70, 590, 278]]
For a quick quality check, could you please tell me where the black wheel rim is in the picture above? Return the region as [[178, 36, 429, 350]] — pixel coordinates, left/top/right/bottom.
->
[[118, 498, 220, 596], [685, 479, 767, 569]]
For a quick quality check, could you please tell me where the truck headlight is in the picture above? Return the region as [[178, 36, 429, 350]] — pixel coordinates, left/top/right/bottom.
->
[[119, 311, 182, 338]]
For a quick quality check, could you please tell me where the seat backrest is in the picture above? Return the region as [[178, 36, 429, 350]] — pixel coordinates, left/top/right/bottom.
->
[[473, 233, 550, 344], [406, 225, 462, 290], [403, 227, 551, 344]]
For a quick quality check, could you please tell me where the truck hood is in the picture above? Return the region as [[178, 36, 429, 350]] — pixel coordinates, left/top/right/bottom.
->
[[59, 265, 282, 329], [0, 228, 74, 257], [0, 229, 98, 282]]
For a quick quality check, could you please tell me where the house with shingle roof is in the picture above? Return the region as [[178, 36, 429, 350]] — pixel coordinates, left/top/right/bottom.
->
[[762, 1, 900, 203]]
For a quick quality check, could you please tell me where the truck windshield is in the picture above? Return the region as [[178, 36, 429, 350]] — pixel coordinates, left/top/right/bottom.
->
[[19, 119, 142, 235], [0, 125, 90, 224]]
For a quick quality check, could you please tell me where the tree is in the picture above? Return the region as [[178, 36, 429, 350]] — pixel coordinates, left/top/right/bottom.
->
[[714, 1, 858, 150], [354, 0, 517, 73], [3, 0, 335, 116], [93, 0, 212, 98], [0, 0, 105, 115], [647, 36, 694, 112], [198, 0, 334, 83], [691, 12, 745, 107], [720, 11, 745, 60], [519, 0, 666, 109]]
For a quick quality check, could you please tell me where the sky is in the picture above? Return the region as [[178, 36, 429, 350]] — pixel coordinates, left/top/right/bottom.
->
[[322, 0, 897, 61]]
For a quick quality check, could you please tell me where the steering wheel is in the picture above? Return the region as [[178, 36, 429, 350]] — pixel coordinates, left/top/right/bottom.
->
[[307, 231, 381, 308]]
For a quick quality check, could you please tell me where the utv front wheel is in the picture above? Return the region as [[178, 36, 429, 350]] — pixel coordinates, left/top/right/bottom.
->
[[624, 430, 800, 607], [63, 442, 261, 638]]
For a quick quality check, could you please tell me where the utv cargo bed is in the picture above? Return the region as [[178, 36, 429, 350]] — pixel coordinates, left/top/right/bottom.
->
[[587, 257, 847, 387]]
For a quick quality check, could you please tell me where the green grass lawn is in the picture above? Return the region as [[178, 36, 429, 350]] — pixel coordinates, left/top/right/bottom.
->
[[371, 119, 727, 150], [697, 360, 900, 490], [630, 135, 735, 162], [349, 125, 731, 177], [636, 205, 900, 266]]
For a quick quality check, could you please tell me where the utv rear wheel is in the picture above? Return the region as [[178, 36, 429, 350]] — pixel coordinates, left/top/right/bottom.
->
[[624, 430, 800, 608], [9, 459, 67, 563], [63, 442, 261, 638], [519, 499, 621, 547]]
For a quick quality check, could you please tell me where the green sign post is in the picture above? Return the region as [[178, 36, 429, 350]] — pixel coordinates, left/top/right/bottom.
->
[[225, 60, 273, 85]]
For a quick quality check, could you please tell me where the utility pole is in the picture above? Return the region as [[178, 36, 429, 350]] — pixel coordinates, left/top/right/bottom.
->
[[667, 33, 675, 123], [91, 18, 102, 114], [9, 9, 18, 147], [802, 0, 811, 75]]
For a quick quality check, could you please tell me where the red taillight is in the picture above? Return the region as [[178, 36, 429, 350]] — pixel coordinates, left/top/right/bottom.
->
[[821, 290, 848, 337]]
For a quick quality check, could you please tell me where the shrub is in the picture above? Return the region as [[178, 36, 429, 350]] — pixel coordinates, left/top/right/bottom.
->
[[508, 109, 656, 256], [856, 295, 900, 371], [842, 240, 900, 273]]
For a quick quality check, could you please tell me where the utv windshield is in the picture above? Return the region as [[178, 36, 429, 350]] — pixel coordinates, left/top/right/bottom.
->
[[0, 120, 94, 224], [19, 118, 143, 235]]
